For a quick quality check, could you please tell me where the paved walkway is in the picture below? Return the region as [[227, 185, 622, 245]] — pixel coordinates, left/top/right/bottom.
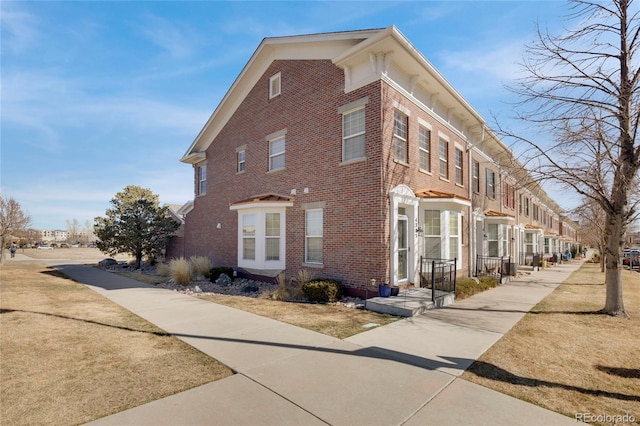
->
[[39, 257, 583, 425]]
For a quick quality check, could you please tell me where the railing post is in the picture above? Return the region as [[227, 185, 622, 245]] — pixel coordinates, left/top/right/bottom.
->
[[431, 259, 436, 303]]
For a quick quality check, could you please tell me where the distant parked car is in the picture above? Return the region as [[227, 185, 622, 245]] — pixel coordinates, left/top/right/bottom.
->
[[37, 245, 53, 250], [623, 249, 639, 267]]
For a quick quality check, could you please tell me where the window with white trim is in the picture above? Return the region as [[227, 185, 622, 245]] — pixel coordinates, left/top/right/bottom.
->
[[449, 212, 459, 259], [242, 214, 256, 260], [472, 161, 480, 193], [487, 223, 509, 257], [305, 209, 323, 264], [264, 213, 280, 261], [234, 207, 288, 270], [454, 148, 463, 185], [269, 72, 281, 98], [439, 139, 449, 179], [423, 210, 461, 262], [419, 127, 431, 172], [424, 210, 441, 259], [197, 164, 206, 196], [342, 107, 365, 162], [237, 150, 245, 173], [486, 169, 496, 198], [269, 136, 285, 171], [393, 111, 408, 163]]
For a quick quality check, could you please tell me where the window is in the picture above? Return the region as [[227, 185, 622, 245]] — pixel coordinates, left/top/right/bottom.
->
[[343, 108, 365, 162], [439, 139, 449, 179], [419, 127, 431, 172], [486, 169, 496, 198], [305, 209, 323, 264], [242, 214, 256, 260], [424, 210, 441, 259], [472, 161, 480, 193], [265, 213, 280, 261], [269, 72, 281, 98], [269, 136, 285, 171], [449, 212, 459, 260], [519, 194, 523, 214], [393, 111, 408, 163], [237, 150, 245, 173], [525, 233, 534, 254], [524, 197, 530, 216], [487, 223, 509, 257], [424, 210, 461, 261], [232, 205, 290, 270], [533, 204, 539, 221], [197, 164, 206, 196], [488, 224, 499, 257], [454, 148, 463, 185]]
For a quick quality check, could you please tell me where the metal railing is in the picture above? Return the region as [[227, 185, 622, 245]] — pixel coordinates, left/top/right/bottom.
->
[[419, 257, 457, 303], [476, 255, 511, 283]]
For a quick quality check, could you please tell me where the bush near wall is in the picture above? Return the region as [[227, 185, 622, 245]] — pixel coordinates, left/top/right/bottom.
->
[[302, 279, 343, 303], [456, 276, 498, 300]]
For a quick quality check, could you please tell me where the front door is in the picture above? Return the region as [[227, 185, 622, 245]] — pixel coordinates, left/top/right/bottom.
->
[[397, 214, 409, 281]]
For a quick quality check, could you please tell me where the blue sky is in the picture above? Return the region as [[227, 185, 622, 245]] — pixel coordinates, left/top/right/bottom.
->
[[1, 0, 570, 230]]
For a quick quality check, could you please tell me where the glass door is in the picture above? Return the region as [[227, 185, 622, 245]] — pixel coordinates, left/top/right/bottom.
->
[[397, 215, 408, 281]]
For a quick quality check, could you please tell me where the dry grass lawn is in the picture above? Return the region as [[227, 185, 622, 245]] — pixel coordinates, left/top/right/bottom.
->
[[0, 262, 232, 426], [463, 262, 640, 423], [197, 293, 399, 339]]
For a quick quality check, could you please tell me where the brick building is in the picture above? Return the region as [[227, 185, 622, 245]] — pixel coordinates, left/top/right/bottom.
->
[[178, 26, 579, 297]]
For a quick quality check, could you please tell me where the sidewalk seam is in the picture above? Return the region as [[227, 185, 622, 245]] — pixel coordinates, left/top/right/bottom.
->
[[238, 372, 331, 425]]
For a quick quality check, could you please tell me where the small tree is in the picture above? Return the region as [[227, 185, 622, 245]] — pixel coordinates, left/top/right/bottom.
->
[[94, 185, 179, 269], [0, 195, 31, 263]]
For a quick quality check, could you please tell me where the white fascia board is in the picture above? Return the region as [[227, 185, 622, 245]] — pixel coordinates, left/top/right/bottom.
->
[[181, 30, 379, 164], [229, 201, 294, 211]]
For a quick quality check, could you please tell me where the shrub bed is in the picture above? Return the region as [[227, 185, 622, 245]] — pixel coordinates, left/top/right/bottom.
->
[[456, 276, 498, 300], [302, 279, 343, 303]]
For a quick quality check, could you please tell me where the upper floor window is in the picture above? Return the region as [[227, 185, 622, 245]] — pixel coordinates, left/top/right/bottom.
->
[[393, 111, 408, 163], [486, 169, 496, 198], [269, 72, 281, 99], [454, 148, 463, 185], [419, 127, 431, 172], [237, 150, 246, 173], [439, 139, 449, 179], [524, 197, 530, 216], [343, 107, 365, 162], [533, 203, 539, 221], [472, 161, 480, 193], [269, 136, 285, 171], [197, 164, 207, 196]]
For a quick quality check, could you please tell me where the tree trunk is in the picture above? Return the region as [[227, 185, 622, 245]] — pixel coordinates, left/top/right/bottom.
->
[[602, 212, 627, 317], [0, 236, 5, 264], [135, 251, 143, 270]]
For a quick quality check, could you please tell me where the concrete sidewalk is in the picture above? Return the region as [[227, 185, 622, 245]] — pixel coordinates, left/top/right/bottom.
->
[[49, 261, 581, 426]]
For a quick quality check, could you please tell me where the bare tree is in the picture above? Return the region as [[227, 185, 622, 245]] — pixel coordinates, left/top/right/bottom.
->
[[500, 0, 640, 317], [0, 195, 31, 263], [66, 218, 81, 243], [573, 196, 608, 271]]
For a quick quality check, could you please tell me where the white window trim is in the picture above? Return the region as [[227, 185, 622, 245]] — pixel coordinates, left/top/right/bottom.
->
[[197, 163, 206, 196], [418, 126, 431, 173], [269, 72, 281, 99], [342, 107, 366, 163], [268, 135, 286, 172], [233, 205, 289, 271], [304, 208, 323, 265], [393, 110, 408, 164]]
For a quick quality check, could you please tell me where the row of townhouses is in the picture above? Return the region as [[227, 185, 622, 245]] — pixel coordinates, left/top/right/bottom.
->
[[170, 26, 580, 298]]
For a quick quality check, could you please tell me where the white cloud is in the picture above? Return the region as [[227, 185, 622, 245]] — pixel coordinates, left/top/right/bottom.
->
[[136, 14, 201, 59], [0, 3, 39, 54]]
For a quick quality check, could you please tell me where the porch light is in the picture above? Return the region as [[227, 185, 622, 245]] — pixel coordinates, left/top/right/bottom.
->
[[415, 226, 423, 236]]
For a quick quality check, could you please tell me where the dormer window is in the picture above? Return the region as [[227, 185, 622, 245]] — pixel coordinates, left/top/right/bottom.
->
[[269, 72, 281, 99]]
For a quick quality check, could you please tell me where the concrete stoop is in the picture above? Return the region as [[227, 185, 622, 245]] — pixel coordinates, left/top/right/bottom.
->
[[365, 288, 455, 317]]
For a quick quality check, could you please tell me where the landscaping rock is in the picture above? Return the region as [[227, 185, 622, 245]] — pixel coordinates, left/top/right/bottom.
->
[[215, 273, 232, 287], [98, 258, 118, 268]]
